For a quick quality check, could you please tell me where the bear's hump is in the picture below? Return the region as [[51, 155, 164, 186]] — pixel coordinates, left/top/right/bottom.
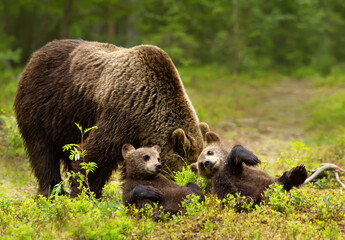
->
[[68, 42, 186, 110]]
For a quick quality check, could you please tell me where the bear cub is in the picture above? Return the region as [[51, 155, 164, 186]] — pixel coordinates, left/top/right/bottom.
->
[[192, 132, 308, 204], [122, 144, 204, 215]]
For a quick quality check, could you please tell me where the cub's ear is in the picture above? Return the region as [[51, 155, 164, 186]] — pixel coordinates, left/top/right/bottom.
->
[[190, 162, 198, 173], [122, 144, 135, 159], [171, 128, 191, 152], [152, 145, 161, 154], [205, 131, 221, 145], [199, 122, 210, 141]]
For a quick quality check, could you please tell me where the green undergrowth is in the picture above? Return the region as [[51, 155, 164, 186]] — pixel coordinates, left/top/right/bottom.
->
[[276, 137, 345, 171], [1, 172, 344, 239], [311, 64, 345, 88]]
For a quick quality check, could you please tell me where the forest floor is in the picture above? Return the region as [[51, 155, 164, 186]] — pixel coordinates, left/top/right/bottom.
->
[[1, 72, 344, 239], [214, 79, 315, 163]]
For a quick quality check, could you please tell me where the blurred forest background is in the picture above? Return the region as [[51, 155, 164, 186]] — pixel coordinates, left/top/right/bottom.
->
[[1, 0, 345, 144], [1, 0, 345, 75]]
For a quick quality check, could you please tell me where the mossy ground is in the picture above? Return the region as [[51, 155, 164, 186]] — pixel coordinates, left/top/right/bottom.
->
[[0, 67, 344, 239]]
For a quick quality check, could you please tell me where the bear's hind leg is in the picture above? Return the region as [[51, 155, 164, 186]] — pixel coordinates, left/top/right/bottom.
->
[[277, 165, 308, 192], [29, 144, 62, 197], [69, 131, 117, 198]]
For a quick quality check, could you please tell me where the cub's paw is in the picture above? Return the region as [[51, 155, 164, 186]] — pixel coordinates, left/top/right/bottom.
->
[[287, 165, 308, 187], [230, 145, 261, 166], [132, 185, 162, 201], [278, 165, 308, 191], [186, 182, 205, 202]]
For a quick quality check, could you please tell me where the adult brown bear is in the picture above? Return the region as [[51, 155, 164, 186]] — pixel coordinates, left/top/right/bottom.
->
[[14, 39, 209, 198]]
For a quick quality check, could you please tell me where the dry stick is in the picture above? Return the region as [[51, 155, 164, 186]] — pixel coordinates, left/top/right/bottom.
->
[[334, 172, 345, 189], [303, 163, 345, 185]]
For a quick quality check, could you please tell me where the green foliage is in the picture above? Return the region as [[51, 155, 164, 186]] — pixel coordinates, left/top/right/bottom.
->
[[266, 184, 294, 214], [1, 0, 345, 74], [277, 141, 310, 169], [0, 49, 21, 69], [289, 141, 310, 152], [305, 90, 345, 142], [174, 165, 208, 192], [53, 123, 99, 198], [313, 177, 328, 189], [313, 64, 345, 87], [0, 114, 24, 156], [181, 194, 204, 217], [0, 35, 22, 108]]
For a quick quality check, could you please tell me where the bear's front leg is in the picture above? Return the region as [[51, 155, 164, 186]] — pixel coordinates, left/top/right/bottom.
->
[[126, 185, 162, 209], [186, 182, 205, 202]]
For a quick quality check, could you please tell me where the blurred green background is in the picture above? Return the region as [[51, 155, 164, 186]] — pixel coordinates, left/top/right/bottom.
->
[[1, 0, 345, 74], [1, 0, 345, 144]]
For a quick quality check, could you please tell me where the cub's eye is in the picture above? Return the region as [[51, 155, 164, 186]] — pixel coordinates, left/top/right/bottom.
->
[[157, 158, 161, 162], [207, 151, 214, 156], [143, 155, 150, 161]]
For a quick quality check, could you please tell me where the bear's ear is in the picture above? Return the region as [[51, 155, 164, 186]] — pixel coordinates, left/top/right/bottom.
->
[[122, 144, 135, 159], [171, 128, 190, 152], [205, 131, 221, 144], [199, 122, 210, 141], [190, 162, 198, 173], [152, 145, 161, 154]]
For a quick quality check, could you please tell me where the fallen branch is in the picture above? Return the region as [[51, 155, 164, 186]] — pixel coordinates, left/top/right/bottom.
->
[[303, 163, 345, 189], [334, 172, 345, 188]]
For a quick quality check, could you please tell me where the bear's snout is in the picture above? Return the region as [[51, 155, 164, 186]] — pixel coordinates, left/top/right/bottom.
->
[[155, 163, 162, 172], [204, 160, 211, 167], [204, 160, 215, 169]]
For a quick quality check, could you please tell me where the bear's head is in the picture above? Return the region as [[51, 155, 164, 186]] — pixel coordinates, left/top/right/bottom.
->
[[166, 122, 210, 172], [122, 144, 162, 179], [191, 131, 229, 179]]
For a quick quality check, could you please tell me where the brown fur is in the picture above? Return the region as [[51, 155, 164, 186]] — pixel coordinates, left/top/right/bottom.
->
[[121, 144, 204, 214], [193, 132, 308, 204], [14, 39, 209, 198]]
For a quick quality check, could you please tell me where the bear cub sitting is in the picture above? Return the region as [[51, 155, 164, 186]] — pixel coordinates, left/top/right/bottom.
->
[[122, 144, 204, 215], [193, 132, 308, 204]]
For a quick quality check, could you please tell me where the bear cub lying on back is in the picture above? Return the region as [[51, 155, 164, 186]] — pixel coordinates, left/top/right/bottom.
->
[[122, 144, 204, 215], [192, 132, 308, 204]]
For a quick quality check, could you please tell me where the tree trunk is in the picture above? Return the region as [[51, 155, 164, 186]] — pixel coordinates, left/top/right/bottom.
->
[[61, 0, 73, 39], [232, 0, 239, 75]]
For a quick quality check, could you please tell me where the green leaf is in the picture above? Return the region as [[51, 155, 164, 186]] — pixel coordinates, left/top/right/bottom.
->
[[84, 126, 98, 134]]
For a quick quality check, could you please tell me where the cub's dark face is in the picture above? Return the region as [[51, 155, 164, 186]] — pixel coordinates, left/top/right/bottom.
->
[[122, 144, 162, 179], [191, 131, 229, 179], [196, 144, 228, 179]]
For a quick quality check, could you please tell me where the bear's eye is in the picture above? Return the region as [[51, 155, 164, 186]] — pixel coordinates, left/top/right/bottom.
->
[[157, 158, 161, 162], [143, 155, 150, 161], [207, 151, 214, 156]]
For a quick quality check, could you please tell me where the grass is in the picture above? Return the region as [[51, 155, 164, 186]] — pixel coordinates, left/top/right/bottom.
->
[[1, 66, 345, 239]]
